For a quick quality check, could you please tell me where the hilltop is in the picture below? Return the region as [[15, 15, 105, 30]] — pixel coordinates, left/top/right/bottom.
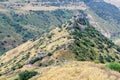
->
[[0, 14, 120, 79]]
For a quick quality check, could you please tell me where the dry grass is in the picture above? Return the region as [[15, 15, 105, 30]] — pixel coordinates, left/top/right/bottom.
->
[[1, 61, 120, 80], [36, 61, 120, 80], [0, 26, 73, 75], [114, 39, 120, 46], [21, 5, 86, 11]]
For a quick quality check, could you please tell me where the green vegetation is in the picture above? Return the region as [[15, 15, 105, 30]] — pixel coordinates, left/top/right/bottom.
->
[[87, 2, 120, 24], [47, 33, 54, 39], [17, 70, 37, 80], [0, 10, 74, 55], [117, 47, 120, 52], [11, 64, 23, 70], [39, 60, 54, 67], [47, 52, 53, 56], [30, 57, 42, 64], [86, 1, 120, 38], [106, 62, 120, 72], [68, 16, 119, 63]]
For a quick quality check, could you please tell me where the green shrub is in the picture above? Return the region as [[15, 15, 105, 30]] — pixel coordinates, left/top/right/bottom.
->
[[47, 33, 54, 39], [117, 47, 120, 52], [17, 64, 23, 69], [30, 57, 42, 64], [47, 52, 52, 56], [94, 59, 100, 64], [11, 66, 16, 70], [98, 55, 104, 63], [11, 64, 23, 71], [106, 62, 120, 72], [39, 60, 54, 67], [18, 70, 38, 80]]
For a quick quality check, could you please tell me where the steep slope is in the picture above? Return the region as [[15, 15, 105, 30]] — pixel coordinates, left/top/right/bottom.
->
[[85, 0, 120, 39], [1, 0, 120, 54], [0, 14, 120, 79], [0, 9, 76, 55]]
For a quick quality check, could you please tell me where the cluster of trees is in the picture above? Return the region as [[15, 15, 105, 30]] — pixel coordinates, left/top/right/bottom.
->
[[15, 70, 37, 80], [69, 17, 118, 63]]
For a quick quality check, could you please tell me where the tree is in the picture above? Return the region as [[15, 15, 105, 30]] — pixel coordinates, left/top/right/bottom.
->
[[18, 70, 37, 80]]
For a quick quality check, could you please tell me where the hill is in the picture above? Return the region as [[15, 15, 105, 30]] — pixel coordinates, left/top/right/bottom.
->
[[1, 0, 120, 54], [0, 14, 120, 79], [0, 9, 76, 55], [1, 61, 120, 80], [84, 0, 120, 39], [35, 61, 120, 80]]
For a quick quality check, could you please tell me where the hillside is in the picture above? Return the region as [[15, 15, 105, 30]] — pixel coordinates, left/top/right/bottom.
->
[[35, 61, 120, 80], [1, 0, 120, 54], [0, 9, 76, 55], [0, 14, 120, 79], [84, 0, 120, 39], [1, 61, 120, 80]]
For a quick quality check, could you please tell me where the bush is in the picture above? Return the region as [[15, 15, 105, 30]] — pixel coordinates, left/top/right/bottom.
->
[[30, 57, 42, 64], [94, 59, 100, 64], [47, 33, 54, 39], [39, 60, 54, 67], [18, 70, 38, 80], [11, 66, 16, 70], [117, 47, 120, 52], [106, 62, 120, 72], [47, 52, 52, 56], [11, 64, 23, 71]]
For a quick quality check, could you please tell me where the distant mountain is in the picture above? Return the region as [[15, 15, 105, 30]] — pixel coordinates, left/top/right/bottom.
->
[[85, 0, 120, 39], [104, 0, 120, 8]]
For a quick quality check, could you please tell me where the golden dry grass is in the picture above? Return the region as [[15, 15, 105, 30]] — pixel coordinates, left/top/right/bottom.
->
[[1, 62, 120, 80], [36, 61, 120, 80], [21, 5, 86, 11], [0, 26, 73, 75], [114, 39, 120, 46]]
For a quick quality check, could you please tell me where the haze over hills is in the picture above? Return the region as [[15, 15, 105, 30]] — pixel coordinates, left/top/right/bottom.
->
[[1, 0, 120, 80]]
